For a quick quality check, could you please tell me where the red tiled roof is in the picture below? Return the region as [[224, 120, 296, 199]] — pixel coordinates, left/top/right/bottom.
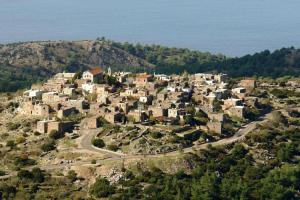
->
[[136, 73, 152, 79], [89, 67, 103, 75]]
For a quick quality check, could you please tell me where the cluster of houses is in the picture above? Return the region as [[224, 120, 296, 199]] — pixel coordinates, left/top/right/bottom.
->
[[18, 66, 258, 135]]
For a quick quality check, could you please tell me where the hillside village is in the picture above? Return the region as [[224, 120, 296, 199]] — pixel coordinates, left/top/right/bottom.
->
[[0, 66, 300, 199], [19, 67, 260, 146]]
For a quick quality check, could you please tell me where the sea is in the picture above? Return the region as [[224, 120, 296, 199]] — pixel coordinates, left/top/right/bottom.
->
[[0, 0, 300, 56]]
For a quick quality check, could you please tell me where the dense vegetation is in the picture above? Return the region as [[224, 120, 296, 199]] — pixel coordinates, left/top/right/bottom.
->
[[0, 66, 49, 92], [109, 39, 300, 77]]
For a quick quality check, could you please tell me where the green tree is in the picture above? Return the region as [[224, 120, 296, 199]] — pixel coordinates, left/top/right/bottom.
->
[[67, 170, 77, 182], [90, 178, 115, 198], [191, 172, 220, 200], [92, 138, 105, 148]]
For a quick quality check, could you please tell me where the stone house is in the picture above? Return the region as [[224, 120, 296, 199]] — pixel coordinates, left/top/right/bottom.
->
[[128, 110, 148, 123], [82, 83, 96, 94], [53, 72, 76, 81], [225, 106, 245, 119], [133, 89, 149, 99], [222, 98, 243, 110], [214, 74, 228, 83], [118, 102, 129, 114], [23, 90, 44, 100], [104, 112, 124, 124], [139, 96, 152, 104], [57, 107, 78, 119], [207, 121, 223, 134], [63, 87, 75, 96], [168, 108, 179, 118], [120, 88, 137, 97], [95, 84, 109, 95], [85, 117, 101, 129], [144, 82, 158, 92], [232, 87, 247, 99], [20, 101, 50, 117], [97, 95, 109, 104], [135, 73, 153, 86], [63, 99, 89, 111], [244, 97, 258, 107], [42, 92, 69, 104], [149, 106, 168, 118], [43, 80, 64, 93], [157, 93, 167, 102], [208, 113, 225, 122], [240, 79, 256, 91], [82, 67, 103, 83], [37, 120, 73, 134]]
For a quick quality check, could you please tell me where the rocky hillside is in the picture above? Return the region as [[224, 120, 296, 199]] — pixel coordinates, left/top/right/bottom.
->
[[0, 40, 156, 92], [0, 40, 155, 72]]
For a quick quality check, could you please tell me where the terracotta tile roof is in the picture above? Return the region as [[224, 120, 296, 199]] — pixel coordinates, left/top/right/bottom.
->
[[89, 67, 103, 75], [136, 73, 152, 79]]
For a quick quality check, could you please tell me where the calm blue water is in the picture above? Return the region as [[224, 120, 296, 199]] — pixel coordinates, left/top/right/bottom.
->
[[0, 0, 300, 56]]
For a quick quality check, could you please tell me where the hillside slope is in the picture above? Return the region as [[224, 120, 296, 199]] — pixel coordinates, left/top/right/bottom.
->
[[0, 40, 155, 92], [110, 41, 300, 77], [0, 39, 300, 92]]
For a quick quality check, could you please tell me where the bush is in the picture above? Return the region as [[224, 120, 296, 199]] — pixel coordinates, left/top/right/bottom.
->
[[90, 178, 115, 198], [92, 138, 105, 148], [6, 140, 16, 149], [67, 170, 77, 182], [49, 130, 64, 140], [107, 144, 118, 152], [139, 138, 147, 145], [34, 131, 41, 136], [0, 170, 6, 176], [16, 137, 26, 144], [40, 140, 56, 152], [6, 122, 21, 131], [14, 155, 36, 167], [150, 132, 163, 139], [17, 168, 45, 183], [91, 159, 97, 164], [0, 184, 16, 199], [31, 168, 45, 183]]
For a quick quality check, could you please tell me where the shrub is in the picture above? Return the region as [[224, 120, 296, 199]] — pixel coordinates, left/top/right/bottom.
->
[[90, 178, 115, 198], [0, 170, 6, 176], [67, 170, 77, 182], [0, 184, 16, 199], [17, 170, 33, 180], [40, 140, 56, 152], [107, 144, 118, 152], [91, 159, 97, 164], [17, 168, 45, 183], [92, 138, 105, 148], [150, 132, 163, 139], [139, 138, 147, 145], [34, 131, 41, 136], [14, 156, 36, 167], [6, 122, 21, 131], [16, 137, 26, 144], [31, 168, 45, 183], [6, 140, 16, 149], [49, 130, 64, 140]]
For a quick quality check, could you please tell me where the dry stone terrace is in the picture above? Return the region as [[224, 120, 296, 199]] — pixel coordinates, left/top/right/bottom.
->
[[16, 67, 264, 154]]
